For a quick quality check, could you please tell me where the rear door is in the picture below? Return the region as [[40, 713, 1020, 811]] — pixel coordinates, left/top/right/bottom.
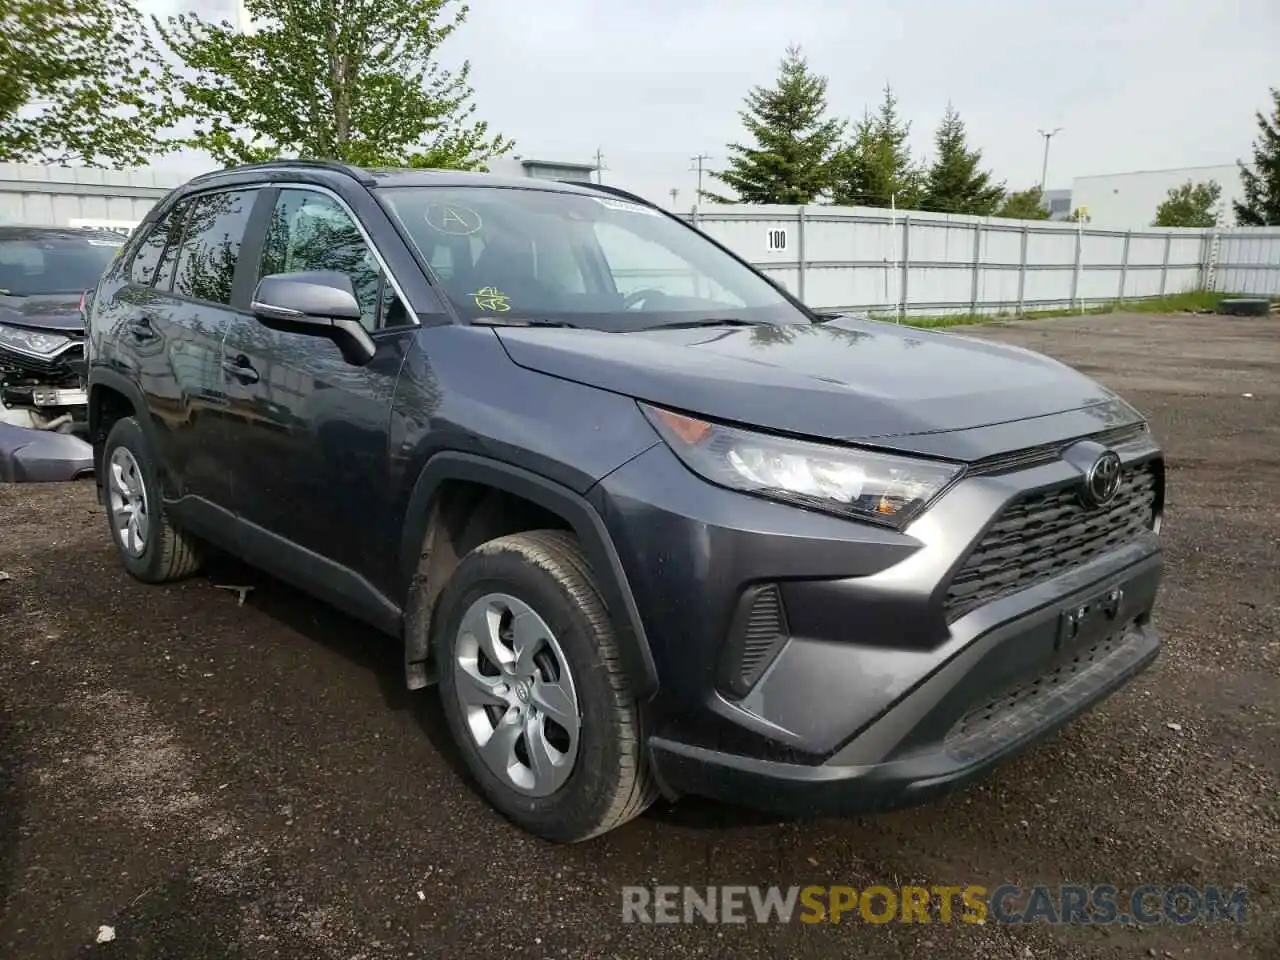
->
[[114, 187, 264, 513]]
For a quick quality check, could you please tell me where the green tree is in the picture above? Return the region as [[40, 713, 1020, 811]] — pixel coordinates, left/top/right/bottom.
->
[[1152, 179, 1222, 227], [155, 0, 512, 169], [920, 104, 1005, 215], [832, 84, 922, 209], [0, 0, 172, 166], [828, 116, 873, 206], [1234, 87, 1280, 226], [994, 186, 1051, 220], [705, 45, 845, 204]]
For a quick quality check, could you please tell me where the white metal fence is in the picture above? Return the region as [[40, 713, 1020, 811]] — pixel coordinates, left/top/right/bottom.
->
[[3, 164, 1279, 313], [1214, 229, 1280, 297], [684, 204, 1280, 315]]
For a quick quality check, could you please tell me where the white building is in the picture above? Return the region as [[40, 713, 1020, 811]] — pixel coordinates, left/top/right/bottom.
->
[[1070, 164, 1246, 228], [0, 162, 178, 233], [485, 157, 599, 183]]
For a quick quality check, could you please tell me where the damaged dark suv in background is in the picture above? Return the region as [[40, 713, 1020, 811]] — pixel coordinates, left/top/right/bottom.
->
[[0, 225, 123, 480], [85, 161, 1166, 843]]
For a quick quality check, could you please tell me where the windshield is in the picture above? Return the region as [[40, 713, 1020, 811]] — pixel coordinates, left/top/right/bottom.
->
[[378, 186, 809, 331], [0, 234, 122, 296]]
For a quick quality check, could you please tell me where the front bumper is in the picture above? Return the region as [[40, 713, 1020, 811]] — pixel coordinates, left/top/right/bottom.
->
[[0, 421, 95, 482], [593, 424, 1164, 813], [648, 553, 1161, 816]]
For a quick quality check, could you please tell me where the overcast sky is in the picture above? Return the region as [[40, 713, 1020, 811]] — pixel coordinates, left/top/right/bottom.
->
[[148, 0, 1279, 208]]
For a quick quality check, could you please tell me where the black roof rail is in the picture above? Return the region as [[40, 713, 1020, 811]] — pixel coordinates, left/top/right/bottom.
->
[[187, 159, 375, 185], [561, 180, 659, 209]]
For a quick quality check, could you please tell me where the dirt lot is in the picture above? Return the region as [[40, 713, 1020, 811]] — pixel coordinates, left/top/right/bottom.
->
[[1, 312, 1277, 959]]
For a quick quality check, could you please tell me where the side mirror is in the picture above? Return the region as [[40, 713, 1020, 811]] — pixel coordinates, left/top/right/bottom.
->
[[251, 270, 377, 366]]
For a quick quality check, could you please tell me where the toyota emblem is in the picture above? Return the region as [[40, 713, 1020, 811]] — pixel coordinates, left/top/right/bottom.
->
[[1082, 450, 1123, 508]]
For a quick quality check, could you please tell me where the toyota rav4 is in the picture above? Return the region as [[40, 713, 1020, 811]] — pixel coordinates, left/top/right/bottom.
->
[[85, 161, 1165, 843]]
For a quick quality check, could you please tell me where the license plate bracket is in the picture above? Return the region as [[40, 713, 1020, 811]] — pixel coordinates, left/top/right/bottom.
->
[[1056, 584, 1125, 651]]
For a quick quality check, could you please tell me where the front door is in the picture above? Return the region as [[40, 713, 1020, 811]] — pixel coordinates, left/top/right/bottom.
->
[[220, 186, 416, 597]]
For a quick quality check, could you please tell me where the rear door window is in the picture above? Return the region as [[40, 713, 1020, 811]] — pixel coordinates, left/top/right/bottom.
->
[[172, 189, 258, 306]]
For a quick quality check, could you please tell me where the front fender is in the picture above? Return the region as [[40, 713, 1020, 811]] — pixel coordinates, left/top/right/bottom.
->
[[399, 451, 660, 701]]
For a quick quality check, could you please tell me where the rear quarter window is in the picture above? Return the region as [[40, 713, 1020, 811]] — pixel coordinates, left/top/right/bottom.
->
[[128, 208, 181, 287]]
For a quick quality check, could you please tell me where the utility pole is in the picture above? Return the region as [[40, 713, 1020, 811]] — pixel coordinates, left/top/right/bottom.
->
[[669, 188, 679, 207], [593, 146, 607, 184], [690, 154, 711, 200], [1037, 127, 1063, 195]]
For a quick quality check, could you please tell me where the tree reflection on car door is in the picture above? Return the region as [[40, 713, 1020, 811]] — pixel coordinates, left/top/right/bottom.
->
[[220, 187, 416, 586]]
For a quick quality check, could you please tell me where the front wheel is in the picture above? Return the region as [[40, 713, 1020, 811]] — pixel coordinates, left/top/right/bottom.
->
[[432, 530, 658, 842]]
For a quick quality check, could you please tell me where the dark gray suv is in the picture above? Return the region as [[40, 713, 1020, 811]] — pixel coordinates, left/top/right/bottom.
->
[[85, 160, 1165, 842]]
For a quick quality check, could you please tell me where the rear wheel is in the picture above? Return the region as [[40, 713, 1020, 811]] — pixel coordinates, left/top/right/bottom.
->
[[102, 416, 203, 583], [433, 530, 658, 842]]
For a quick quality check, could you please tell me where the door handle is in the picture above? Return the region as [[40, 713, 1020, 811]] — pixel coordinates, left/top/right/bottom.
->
[[127, 315, 158, 342], [221, 355, 260, 385]]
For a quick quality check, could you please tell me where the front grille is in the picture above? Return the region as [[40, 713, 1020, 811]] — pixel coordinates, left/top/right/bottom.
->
[[0, 343, 83, 377], [944, 459, 1159, 622], [966, 422, 1149, 477]]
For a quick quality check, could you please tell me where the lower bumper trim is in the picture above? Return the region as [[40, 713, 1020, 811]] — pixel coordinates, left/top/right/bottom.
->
[[648, 620, 1160, 818]]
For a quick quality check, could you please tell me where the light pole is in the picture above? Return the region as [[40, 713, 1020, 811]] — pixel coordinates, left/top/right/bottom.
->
[[690, 154, 711, 200], [1037, 127, 1063, 194]]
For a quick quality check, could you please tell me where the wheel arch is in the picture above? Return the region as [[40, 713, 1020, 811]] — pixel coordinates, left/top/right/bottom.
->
[[400, 452, 659, 701], [88, 370, 153, 501]]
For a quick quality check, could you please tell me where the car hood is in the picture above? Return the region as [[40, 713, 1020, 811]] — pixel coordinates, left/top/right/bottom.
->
[[494, 315, 1140, 452], [0, 294, 83, 333]]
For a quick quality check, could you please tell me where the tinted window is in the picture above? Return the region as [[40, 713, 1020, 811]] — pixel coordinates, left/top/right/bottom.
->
[[259, 188, 398, 331], [0, 233, 122, 296], [128, 209, 180, 286], [153, 200, 190, 291], [172, 189, 257, 305]]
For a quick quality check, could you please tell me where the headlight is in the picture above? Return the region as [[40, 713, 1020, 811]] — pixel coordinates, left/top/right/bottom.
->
[[641, 403, 963, 528], [0, 323, 72, 357]]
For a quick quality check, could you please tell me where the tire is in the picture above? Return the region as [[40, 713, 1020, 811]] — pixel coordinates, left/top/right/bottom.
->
[[433, 529, 658, 842], [102, 416, 203, 583], [1217, 297, 1271, 317]]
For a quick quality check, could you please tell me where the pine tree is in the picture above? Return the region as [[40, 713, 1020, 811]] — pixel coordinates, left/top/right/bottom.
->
[[832, 84, 922, 209], [705, 45, 845, 204], [829, 114, 873, 206], [1234, 87, 1280, 226], [921, 104, 1005, 215], [1153, 180, 1222, 227]]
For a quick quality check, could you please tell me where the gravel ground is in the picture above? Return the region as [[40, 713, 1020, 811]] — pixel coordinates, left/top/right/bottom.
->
[[1, 311, 1277, 959]]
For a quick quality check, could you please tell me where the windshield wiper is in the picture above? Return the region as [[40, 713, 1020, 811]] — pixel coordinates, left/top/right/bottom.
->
[[647, 317, 768, 330], [471, 316, 579, 329]]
